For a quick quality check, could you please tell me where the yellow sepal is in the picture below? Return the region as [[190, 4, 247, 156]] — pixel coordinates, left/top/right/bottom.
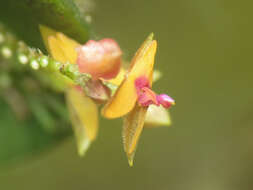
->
[[39, 25, 80, 64], [66, 87, 98, 156], [123, 104, 148, 166], [102, 34, 157, 119]]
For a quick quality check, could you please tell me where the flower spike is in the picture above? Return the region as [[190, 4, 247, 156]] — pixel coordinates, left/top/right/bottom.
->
[[39, 24, 174, 166]]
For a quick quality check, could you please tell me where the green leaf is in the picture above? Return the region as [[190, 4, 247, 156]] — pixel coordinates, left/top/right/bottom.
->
[[0, 0, 90, 50], [0, 98, 70, 167], [0, 0, 90, 166]]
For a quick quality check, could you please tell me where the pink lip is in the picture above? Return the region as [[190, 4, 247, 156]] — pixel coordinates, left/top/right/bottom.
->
[[135, 76, 174, 108], [156, 94, 175, 108]]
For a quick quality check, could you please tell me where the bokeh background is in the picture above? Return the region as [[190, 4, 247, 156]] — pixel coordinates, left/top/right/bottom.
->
[[1, 0, 253, 189]]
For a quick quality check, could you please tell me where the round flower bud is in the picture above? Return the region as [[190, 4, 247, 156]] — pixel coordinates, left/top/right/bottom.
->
[[77, 39, 122, 80]]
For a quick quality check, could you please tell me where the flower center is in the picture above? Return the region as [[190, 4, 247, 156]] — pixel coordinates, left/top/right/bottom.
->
[[135, 76, 175, 108]]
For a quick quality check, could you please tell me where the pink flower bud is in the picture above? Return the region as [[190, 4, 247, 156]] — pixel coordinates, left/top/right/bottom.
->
[[77, 39, 122, 80], [156, 94, 175, 108]]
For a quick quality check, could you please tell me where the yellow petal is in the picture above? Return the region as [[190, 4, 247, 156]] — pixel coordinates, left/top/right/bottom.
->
[[107, 67, 126, 86], [102, 34, 157, 118], [144, 105, 171, 127], [39, 25, 80, 64], [122, 104, 148, 166], [66, 87, 98, 156]]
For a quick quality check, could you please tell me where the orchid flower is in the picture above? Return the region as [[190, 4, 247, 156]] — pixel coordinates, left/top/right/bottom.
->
[[39, 25, 174, 165], [40, 25, 101, 155], [102, 34, 175, 166], [40, 25, 124, 155]]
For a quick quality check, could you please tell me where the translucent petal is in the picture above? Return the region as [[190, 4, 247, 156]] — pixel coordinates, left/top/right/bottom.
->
[[153, 70, 162, 82], [144, 105, 171, 128], [122, 104, 148, 166], [102, 34, 157, 118], [66, 87, 98, 156]]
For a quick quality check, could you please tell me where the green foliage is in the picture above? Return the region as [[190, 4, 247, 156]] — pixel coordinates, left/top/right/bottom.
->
[[0, 99, 69, 165], [0, 0, 90, 50], [0, 0, 91, 167], [0, 25, 71, 166]]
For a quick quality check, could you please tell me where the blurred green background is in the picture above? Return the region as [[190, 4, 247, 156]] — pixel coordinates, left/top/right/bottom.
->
[[1, 0, 253, 190]]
